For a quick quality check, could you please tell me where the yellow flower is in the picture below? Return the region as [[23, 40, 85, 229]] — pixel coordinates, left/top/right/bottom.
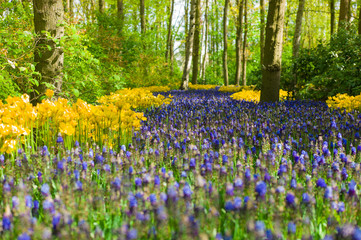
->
[[45, 89, 54, 98]]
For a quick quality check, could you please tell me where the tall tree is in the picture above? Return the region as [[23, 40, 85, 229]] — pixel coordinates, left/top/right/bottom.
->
[[260, 0, 286, 102], [330, 0, 335, 35], [359, 1, 361, 34], [32, 0, 64, 104], [99, 0, 104, 13], [292, 0, 305, 59], [241, 0, 248, 86], [260, 0, 265, 66], [235, 0, 244, 86], [339, 0, 351, 30], [140, 0, 146, 34], [117, 0, 124, 28], [180, 0, 196, 90], [223, 0, 230, 86], [165, 0, 175, 61], [192, 0, 201, 84], [201, 0, 209, 82]]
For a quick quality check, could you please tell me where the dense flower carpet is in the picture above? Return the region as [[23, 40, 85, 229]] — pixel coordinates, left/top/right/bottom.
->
[[1, 89, 361, 239]]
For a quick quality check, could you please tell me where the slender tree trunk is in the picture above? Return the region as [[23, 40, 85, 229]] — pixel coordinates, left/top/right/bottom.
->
[[170, 35, 174, 72], [339, 0, 351, 30], [358, 1, 361, 34], [99, 0, 104, 13], [192, 0, 201, 84], [260, 0, 265, 66], [166, 0, 175, 61], [292, 0, 305, 58], [216, 0, 220, 78], [117, 0, 124, 28], [330, 0, 335, 35], [32, 0, 64, 104], [241, 0, 248, 86], [260, 0, 286, 102], [180, 0, 196, 90], [223, 0, 229, 86], [201, 0, 209, 83], [140, 0, 146, 34], [235, 0, 244, 86]]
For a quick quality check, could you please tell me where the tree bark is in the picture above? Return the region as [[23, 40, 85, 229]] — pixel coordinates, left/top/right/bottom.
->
[[223, 0, 229, 86], [292, 0, 305, 59], [32, 0, 64, 104], [260, 0, 286, 102], [241, 0, 247, 86], [201, 0, 209, 83], [192, 0, 201, 84], [99, 0, 104, 13], [339, 0, 351, 30], [166, 0, 175, 61], [180, 0, 196, 90], [359, 1, 361, 34], [330, 0, 335, 35], [260, 0, 265, 66], [235, 0, 244, 86], [117, 0, 124, 27], [140, 0, 146, 34]]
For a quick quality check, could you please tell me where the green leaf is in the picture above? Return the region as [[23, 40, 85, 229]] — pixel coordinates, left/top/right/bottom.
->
[[72, 88, 80, 97], [19, 67, 27, 72]]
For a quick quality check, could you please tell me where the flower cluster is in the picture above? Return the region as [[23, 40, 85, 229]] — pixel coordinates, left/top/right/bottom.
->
[[1, 89, 361, 239], [0, 89, 172, 153], [188, 83, 218, 90], [133, 86, 171, 92], [231, 89, 290, 102], [326, 93, 361, 112]]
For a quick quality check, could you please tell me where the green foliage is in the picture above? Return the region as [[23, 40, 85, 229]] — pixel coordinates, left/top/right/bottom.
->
[[294, 27, 361, 100], [0, 1, 38, 99]]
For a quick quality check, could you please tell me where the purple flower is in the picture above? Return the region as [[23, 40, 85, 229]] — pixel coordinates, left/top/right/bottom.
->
[[224, 201, 234, 211], [302, 193, 310, 204], [25, 195, 33, 208], [76, 181, 83, 191], [17, 233, 31, 240], [127, 229, 137, 240], [348, 180, 357, 197], [324, 186, 333, 199], [285, 193, 295, 206], [288, 222, 296, 234], [56, 136, 63, 143], [149, 194, 157, 206], [316, 178, 327, 188], [135, 178, 142, 187], [52, 214, 61, 230], [41, 183, 50, 197], [255, 181, 267, 198], [2, 216, 11, 230], [183, 185, 192, 198]]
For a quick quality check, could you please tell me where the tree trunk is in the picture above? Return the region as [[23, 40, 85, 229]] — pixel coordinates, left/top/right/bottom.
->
[[241, 0, 248, 86], [99, 0, 104, 13], [223, 0, 229, 86], [140, 0, 146, 34], [180, 0, 196, 90], [117, 0, 124, 28], [260, 0, 286, 102], [192, 0, 201, 85], [201, 0, 209, 83], [166, 0, 175, 61], [359, 1, 361, 34], [292, 0, 305, 58], [32, 0, 64, 104], [260, 0, 265, 66], [235, 0, 244, 86], [330, 0, 335, 35], [339, 0, 351, 30]]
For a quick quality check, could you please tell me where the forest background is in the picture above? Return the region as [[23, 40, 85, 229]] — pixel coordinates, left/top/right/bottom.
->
[[1, 0, 361, 103]]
